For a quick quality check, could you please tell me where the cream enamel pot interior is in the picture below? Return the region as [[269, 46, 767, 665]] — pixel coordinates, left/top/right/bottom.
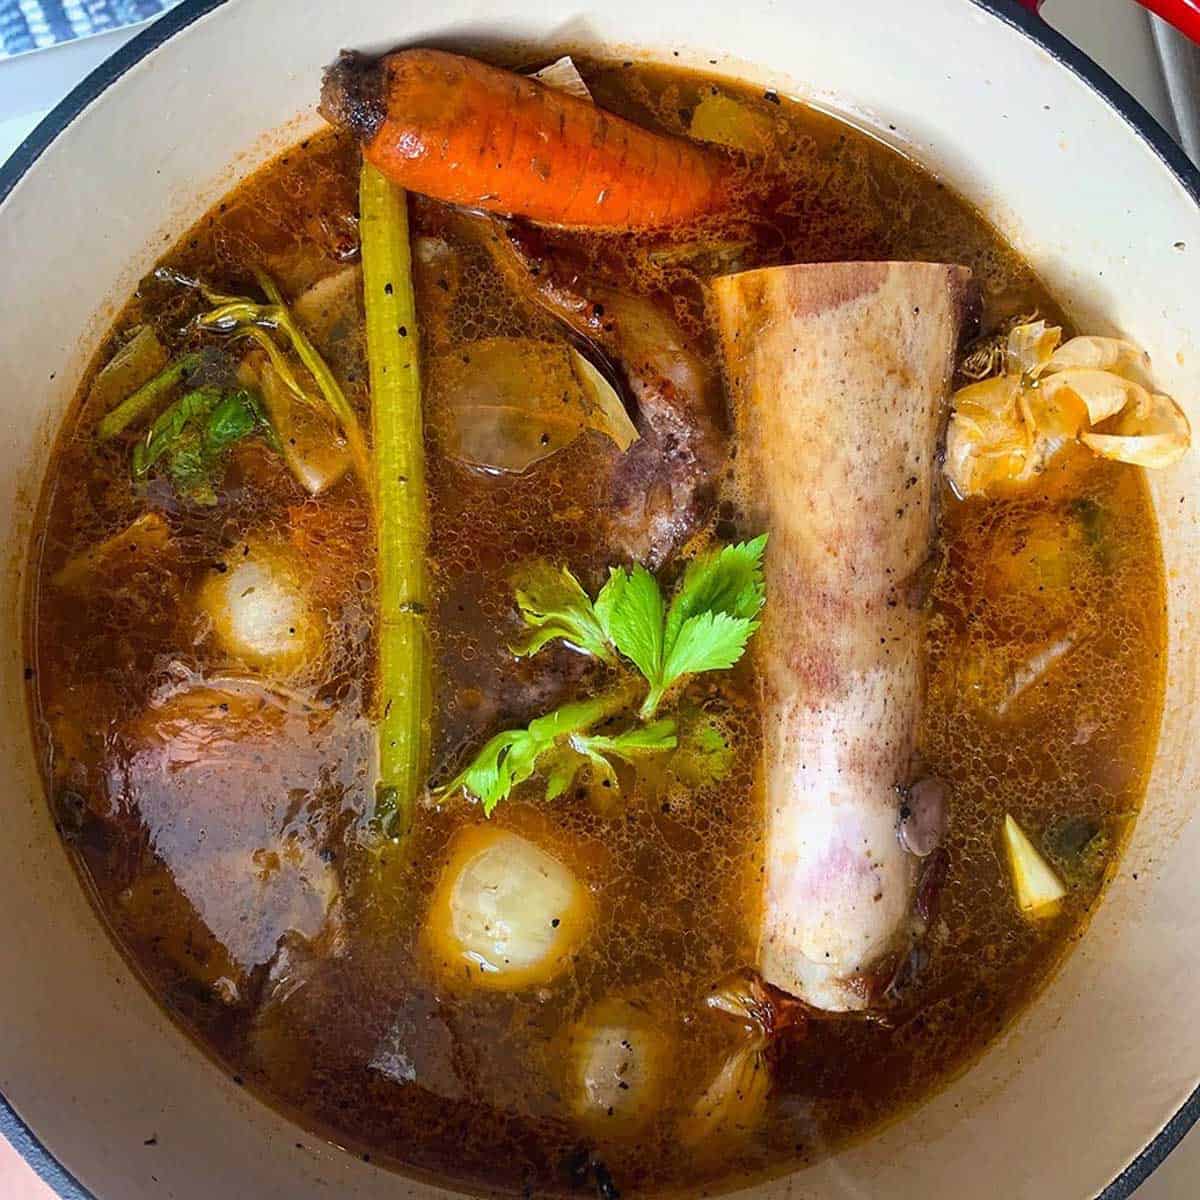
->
[[1, 1, 1198, 1197]]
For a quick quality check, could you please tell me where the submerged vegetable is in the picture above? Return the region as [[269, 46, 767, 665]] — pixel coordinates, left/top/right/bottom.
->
[[946, 320, 1190, 498], [567, 997, 674, 1135], [689, 92, 776, 152], [432, 338, 636, 474], [1003, 813, 1067, 918], [320, 49, 733, 230], [424, 824, 593, 989], [96, 351, 203, 442], [88, 324, 168, 415], [52, 510, 171, 590], [360, 164, 431, 839], [174, 268, 373, 491], [197, 539, 324, 677], [133, 385, 277, 505]]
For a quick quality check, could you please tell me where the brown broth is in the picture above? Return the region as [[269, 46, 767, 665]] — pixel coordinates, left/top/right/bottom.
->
[[26, 57, 1164, 1198]]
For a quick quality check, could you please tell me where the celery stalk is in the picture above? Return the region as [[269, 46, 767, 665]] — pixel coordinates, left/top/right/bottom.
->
[[360, 162, 430, 840]]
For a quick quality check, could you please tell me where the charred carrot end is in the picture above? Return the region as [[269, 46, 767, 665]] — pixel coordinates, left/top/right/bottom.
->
[[320, 49, 733, 231]]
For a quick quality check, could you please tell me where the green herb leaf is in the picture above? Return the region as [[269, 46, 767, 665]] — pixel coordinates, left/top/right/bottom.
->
[[642, 536, 767, 716], [133, 386, 223, 478], [663, 535, 767, 650], [594, 564, 665, 684], [510, 560, 615, 663], [669, 707, 733, 788], [662, 609, 759, 682], [440, 682, 638, 815]]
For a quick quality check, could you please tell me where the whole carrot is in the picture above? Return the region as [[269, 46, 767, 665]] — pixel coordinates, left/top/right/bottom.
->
[[321, 49, 733, 231]]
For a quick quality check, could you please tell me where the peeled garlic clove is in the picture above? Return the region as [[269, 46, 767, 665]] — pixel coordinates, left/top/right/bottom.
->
[[568, 997, 673, 1136], [198, 539, 324, 678], [425, 825, 592, 990], [678, 1043, 770, 1149]]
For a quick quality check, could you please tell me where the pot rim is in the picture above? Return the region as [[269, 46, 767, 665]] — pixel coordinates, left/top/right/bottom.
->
[[0, 1, 1197, 1197]]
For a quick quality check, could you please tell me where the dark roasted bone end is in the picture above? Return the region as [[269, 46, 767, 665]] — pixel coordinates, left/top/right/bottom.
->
[[319, 51, 387, 143]]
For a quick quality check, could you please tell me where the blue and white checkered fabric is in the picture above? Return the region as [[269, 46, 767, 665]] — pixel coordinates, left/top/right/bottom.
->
[[0, 0, 174, 58]]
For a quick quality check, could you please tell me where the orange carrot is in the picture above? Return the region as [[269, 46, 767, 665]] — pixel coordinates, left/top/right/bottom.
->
[[321, 50, 733, 231]]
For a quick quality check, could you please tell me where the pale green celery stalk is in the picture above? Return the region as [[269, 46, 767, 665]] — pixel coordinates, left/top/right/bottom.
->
[[96, 353, 202, 441], [360, 162, 430, 841]]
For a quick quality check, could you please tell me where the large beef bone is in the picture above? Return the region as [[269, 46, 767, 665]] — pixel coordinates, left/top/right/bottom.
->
[[711, 262, 970, 1011]]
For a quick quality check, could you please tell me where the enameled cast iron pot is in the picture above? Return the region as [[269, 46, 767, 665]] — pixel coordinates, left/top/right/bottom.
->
[[1, 1, 1198, 1196]]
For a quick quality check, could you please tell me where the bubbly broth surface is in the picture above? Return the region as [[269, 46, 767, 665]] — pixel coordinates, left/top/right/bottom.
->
[[28, 58, 1164, 1197]]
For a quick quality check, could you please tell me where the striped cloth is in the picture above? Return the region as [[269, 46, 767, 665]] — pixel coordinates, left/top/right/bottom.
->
[[0, 0, 175, 57]]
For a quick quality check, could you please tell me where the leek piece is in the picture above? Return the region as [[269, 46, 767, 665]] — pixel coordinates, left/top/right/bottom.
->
[[96, 352, 202, 442], [360, 162, 430, 840]]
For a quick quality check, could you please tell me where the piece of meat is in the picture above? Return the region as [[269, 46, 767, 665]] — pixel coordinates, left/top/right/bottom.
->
[[712, 261, 970, 1011], [460, 215, 726, 567]]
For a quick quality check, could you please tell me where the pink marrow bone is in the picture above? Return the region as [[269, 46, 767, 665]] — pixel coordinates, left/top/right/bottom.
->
[[711, 262, 970, 1011]]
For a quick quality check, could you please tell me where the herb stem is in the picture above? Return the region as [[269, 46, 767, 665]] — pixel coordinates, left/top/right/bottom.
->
[[96, 352, 202, 441]]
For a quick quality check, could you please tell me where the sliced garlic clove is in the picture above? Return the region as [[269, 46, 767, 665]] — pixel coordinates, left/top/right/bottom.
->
[[425, 825, 592, 990]]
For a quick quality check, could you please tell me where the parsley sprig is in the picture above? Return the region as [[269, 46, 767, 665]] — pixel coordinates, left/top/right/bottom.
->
[[513, 535, 767, 717]]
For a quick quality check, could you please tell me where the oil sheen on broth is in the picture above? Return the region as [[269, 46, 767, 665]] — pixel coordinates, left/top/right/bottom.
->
[[27, 58, 1165, 1197]]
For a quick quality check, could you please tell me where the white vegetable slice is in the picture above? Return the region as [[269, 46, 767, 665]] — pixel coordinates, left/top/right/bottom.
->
[[1003, 813, 1067, 918], [198, 539, 324, 677], [568, 997, 673, 1136], [425, 825, 592, 990], [532, 56, 593, 100]]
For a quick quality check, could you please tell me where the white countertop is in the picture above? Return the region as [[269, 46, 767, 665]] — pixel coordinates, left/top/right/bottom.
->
[[0, 4, 1196, 1197]]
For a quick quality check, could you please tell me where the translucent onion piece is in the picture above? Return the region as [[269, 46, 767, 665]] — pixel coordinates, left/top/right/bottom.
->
[[256, 356, 351, 495], [689, 92, 776, 152], [424, 825, 592, 990], [678, 1043, 770, 1149], [1003, 813, 1067, 918], [532, 55, 593, 100], [197, 538, 324, 677], [434, 337, 637, 473], [52, 511, 170, 590], [568, 997, 673, 1135]]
